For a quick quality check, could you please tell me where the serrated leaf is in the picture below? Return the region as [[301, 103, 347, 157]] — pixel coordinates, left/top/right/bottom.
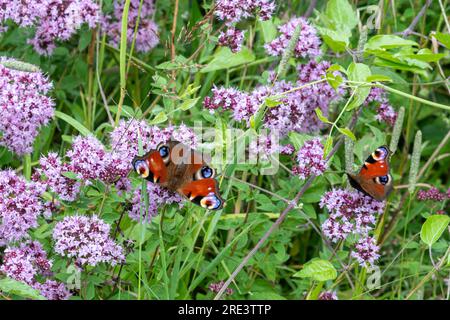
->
[[179, 97, 200, 111], [420, 215, 450, 247], [149, 111, 168, 124], [293, 258, 337, 282]]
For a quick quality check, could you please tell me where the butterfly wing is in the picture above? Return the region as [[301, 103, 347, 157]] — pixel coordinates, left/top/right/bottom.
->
[[178, 178, 224, 210], [347, 145, 393, 201], [132, 140, 224, 210]]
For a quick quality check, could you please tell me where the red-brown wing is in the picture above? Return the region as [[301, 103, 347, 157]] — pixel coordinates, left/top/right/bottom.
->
[[358, 159, 390, 179], [178, 178, 223, 210]]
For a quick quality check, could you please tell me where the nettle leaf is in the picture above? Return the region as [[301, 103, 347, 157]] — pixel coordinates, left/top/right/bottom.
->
[[347, 62, 371, 110], [365, 35, 418, 51], [0, 278, 46, 300], [420, 215, 450, 247], [293, 258, 337, 282], [201, 47, 255, 73]]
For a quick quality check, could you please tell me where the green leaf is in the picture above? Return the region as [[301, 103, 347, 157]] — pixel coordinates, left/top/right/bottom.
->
[[265, 97, 282, 107], [201, 47, 255, 73], [365, 35, 418, 51], [54, 111, 91, 136], [366, 74, 393, 82], [61, 171, 79, 180], [0, 278, 46, 300], [325, 0, 358, 31], [434, 32, 450, 49], [316, 27, 350, 52], [109, 105, 141, 118], [293, 258, 337, 282], [149, 111, 168, 125], [347, 62, 372, 110], [314, 108, 332, 124], [259, 19, 277, 43], [179, 97, 200, 111], [323, 136, 333, 158], [288, 132, 314, 150], [337, 127, 356, 141], [420, 215, 450, 247], [250, 292, 287, 300]]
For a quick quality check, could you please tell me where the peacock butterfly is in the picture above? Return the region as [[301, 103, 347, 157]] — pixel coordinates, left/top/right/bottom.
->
[[132, 140, 224, 210], [347, 145, 393, 201]]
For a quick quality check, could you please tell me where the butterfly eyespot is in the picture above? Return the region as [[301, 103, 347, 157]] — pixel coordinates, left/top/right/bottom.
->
[[375, 175, 390, 185], [200, 193, 222, 210], [373, 146, 389, 161], [133, 160, 149, 178], [157, 143, 170, 164], [195, 166, 215, 180]]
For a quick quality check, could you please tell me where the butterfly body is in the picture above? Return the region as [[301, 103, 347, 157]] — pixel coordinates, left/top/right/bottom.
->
[[132, 141, 224, 210], [347, 145, 393, 201]]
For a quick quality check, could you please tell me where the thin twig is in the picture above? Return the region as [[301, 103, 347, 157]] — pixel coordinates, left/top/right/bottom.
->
[[401, 0, 432, 38]]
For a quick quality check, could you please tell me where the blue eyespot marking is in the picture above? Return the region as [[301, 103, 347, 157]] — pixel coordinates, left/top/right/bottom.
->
[[379, 175, 389, 184], [200, 193, 222, 210], [376, 146, 389, 159], [159, 146, 169, 158], [201, 166, 213, 179]]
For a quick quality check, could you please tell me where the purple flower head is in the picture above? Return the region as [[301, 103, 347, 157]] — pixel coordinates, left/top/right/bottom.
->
[[218, 27, 245, 52], [52, 215, 124, 267], [209, 280, 233, 295], [320, 189, 385, 242], [105, 0, 159, 53], [351, 236, 380, 266], [417, 187, 446, 201], [0, 0, 100, 55], [0, 241, 52, 284], [203, 61, 342, 136], [33, 279, 71, 300], [0, 58, 55, 155], [37, 152, 81, 202], [265, 17, 321, 58], [318, 291, 338, 300], [292, 138, 327, 180], [214, 0, 275, 23], [0, 170, 45, 245], [67, 135, 107, 182], [128, 182, 184, 222], [375, 103, 397, 126], [364, 88, 397, 126], [280, 144, 295, 155]]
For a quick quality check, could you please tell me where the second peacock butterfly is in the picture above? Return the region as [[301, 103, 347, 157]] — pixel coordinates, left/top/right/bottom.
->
[[132, 140, 224, 210], [347, 145, 393, 201]]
